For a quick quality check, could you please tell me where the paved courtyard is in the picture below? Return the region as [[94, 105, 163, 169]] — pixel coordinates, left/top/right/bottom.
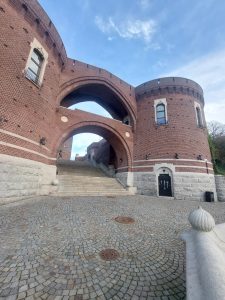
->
[[0, 196, 225, 300]]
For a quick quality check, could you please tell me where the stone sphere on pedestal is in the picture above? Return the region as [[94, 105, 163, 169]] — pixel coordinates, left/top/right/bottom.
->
[[188, 206, 215, 232]]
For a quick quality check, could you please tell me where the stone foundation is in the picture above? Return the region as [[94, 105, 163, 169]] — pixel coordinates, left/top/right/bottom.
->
[[117, 171, 217, 201], [133, 172, 157, 196], [215, 175, 225, 202], [174, 173, 217, 201], [0, 154, 57, 204]]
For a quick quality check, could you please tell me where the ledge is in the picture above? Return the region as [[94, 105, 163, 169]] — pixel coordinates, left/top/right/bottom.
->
[[181, 223, 225, 300]]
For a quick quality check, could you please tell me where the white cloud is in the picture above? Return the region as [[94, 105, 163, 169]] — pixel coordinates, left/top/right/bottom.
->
[[95, 16, 156, 44], [71, 133, 102, 159], [162, 48, 225, 123]]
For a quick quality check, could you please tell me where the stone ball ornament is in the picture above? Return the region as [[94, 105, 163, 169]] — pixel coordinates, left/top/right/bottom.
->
[[188, 206, 215, 232], [52, 179, 59, 186]]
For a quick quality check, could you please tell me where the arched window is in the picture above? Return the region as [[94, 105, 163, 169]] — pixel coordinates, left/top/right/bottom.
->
[[27, 49, 43, 83], [156, 104, 166, 125], [196, 107, 202, 127]]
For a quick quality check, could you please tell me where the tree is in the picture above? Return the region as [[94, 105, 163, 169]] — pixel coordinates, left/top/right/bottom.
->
[[207, 121, 225, 175], [208, 121, 225, 140]]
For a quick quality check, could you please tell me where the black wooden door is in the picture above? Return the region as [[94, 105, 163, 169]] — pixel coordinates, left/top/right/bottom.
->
[[158, 174, 172, 196]]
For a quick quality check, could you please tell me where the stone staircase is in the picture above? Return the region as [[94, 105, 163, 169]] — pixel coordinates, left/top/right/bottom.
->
[[55, 160, 132, 196]]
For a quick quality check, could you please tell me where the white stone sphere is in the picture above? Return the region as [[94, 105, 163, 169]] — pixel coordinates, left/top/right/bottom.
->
[[52, 179, 59, 186], [188, 206, 215, 232]]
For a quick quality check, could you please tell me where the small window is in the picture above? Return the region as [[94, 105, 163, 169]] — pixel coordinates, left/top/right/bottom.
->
[[156, 104, 166, 125], [196, 107, 202, 127], [26, 49, 43, 84]]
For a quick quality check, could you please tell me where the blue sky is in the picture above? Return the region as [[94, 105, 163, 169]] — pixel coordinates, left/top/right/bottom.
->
[[39, 0, 225, 157]]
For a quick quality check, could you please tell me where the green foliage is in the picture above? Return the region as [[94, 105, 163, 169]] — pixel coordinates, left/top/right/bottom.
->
[[208, 129, 225, 175], [208, 134, 218, 161]]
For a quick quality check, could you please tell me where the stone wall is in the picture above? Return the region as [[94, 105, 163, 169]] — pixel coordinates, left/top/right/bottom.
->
[[0, 154, 56, 204], [174, 173, 217, 201], [118, 171, 217, 201], [215, 175, 225, 202], [133, 172, 157, 196]]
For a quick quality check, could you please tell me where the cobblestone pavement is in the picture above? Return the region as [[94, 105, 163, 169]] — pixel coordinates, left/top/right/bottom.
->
[[0, 196, 225, 300]]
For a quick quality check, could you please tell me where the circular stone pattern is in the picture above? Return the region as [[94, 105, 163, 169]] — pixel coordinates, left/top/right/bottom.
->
[[61, 116, 68, 122], [114, 216, 135, 224], [99, 248, 120, 261]]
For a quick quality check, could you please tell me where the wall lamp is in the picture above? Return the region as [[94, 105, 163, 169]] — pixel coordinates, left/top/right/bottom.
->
[[145, 153, 151, 160], [197, 154, 203, 160], [40, 137, 47, 145]]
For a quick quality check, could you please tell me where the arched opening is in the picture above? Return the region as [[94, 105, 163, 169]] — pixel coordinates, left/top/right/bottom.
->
[[59, 83, 133, 126], [70, 102, 112, 119], [71, 133, 102, 160], [56, 122, 131, 174]]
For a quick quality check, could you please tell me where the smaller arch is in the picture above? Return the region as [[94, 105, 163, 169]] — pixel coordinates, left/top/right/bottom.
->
[[53, 121, 132, 170]]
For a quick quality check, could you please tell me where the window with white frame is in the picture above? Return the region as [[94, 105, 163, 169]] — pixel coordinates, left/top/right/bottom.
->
[[154, 98, 168, 125], [25, 38, 48, 86], [194, 102, 204, 127], [27, 49, 43, 83]]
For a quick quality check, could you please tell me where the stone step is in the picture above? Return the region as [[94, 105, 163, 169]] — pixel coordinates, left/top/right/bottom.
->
[[55, 161, 130, 197], [58, 185, 123, 190], [58, 188, 123, 191], [58, 189, 130, 194], [58, 181, 121, 186], [57, 179, 121, 184], [58, 176, 114, 180], [54, 191, 131, 196]]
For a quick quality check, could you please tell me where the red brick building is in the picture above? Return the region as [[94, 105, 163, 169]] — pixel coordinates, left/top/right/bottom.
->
[[0, 0, 217, 201]]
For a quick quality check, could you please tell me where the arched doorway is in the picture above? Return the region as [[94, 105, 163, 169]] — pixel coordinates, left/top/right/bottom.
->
[[157, 167, 173, 197]]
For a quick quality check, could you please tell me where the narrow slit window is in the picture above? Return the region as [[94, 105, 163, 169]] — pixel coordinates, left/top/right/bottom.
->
[[27, 49, 43, 83], [196, 107, 202, 127], [156, 104, 166, 125]]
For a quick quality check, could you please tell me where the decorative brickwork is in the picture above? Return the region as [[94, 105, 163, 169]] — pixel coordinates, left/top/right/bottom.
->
[[0, 0, 218, 200]]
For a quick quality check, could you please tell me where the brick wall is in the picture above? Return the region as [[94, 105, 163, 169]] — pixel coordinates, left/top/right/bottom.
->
[[133, 78, 212, 174], [0, 0, 216, 201]]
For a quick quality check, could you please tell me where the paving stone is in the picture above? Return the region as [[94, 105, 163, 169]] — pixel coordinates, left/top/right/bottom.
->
[[1, 195, 224, 299]]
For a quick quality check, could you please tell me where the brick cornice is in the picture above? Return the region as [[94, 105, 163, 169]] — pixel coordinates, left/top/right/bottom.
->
[[9, 0, 67, 67], [135, 77, 204, 104]]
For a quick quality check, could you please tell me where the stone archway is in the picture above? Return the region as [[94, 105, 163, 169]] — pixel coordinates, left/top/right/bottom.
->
[[54, 120, 133, 172]]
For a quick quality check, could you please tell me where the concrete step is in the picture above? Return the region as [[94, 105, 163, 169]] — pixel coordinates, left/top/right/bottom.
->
[[55, 161, 130, 196]]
